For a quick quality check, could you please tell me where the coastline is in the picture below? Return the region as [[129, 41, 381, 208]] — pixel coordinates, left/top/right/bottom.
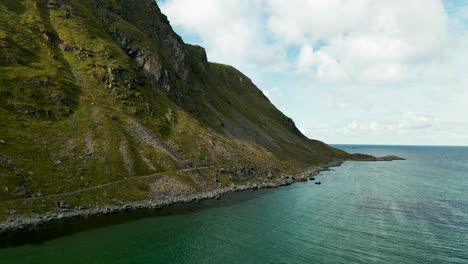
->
[[0, 160, 344, 237]]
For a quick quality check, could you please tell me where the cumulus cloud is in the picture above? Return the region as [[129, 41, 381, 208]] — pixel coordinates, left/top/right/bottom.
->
[[160, 0, 287, 71], [398, 112, 434, 130], [277, 0, 449, 83], [340, 112, 434, 136], [161, 0, 457, 83], [296, 45, 350, 82], [160, 0, 468, 145]]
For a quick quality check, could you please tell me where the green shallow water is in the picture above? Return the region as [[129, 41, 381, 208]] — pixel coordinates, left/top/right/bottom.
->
[[1, 145, 468, 263]]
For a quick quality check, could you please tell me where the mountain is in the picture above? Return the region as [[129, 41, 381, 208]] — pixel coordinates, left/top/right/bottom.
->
[[0, 0, 351, 220]]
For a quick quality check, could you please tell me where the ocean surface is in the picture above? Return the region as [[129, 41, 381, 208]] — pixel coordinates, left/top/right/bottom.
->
[[0, 145, 467, 263]]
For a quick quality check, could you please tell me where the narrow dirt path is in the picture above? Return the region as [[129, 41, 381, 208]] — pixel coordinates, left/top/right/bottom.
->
[[6, 166, 214, 203]]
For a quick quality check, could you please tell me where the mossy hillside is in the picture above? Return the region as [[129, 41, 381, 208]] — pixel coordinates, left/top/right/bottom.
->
[[77, 0, 304, 168], [0, 0, 349, 221], [80, 0, 346, 165], [0, 0, 280, 218], [1, 0, 177, 210], [0, 1, 79, 119], [182, 61, 345, 166], [50, 0, 283, 170]]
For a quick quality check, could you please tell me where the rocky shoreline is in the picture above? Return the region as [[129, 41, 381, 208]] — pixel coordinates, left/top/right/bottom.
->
[[0, 160, 344, 236]]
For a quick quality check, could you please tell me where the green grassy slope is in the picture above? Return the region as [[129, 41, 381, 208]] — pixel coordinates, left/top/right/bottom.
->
[[0, 0, 348, 220]]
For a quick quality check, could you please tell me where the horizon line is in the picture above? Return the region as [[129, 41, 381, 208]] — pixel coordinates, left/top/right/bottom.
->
[[329, 143, 468, 147]]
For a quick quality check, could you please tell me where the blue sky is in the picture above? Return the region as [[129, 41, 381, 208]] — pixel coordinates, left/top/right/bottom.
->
[[159, 0, 468, 146]]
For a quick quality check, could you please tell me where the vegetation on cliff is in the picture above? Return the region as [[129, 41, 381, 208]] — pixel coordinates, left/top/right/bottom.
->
[[0, 0, 349, 220]]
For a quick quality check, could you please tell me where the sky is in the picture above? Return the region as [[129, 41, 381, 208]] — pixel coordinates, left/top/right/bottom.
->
[[159, 0, 468, 146]]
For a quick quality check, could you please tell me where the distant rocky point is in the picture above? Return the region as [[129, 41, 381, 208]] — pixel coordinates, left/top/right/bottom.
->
[[351, 154, 406, 161]]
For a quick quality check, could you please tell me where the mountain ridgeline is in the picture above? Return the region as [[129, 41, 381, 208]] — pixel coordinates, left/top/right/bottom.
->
[[0, 0, 351, 219]]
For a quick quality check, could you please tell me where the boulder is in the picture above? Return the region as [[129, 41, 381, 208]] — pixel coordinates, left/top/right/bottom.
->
[[59, 201, 72, 209], [13, 186, 29, 197]]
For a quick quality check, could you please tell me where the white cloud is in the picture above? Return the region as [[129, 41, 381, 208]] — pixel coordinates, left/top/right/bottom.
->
[[160, 0, 468, 145], [296, 45, 349, 82], [269, 0, 449, 83], [313, 50, 350, 82], [266, 0, 371, 45], [398, 112, 434, 130], [299, 125, 331, 138], [161, 0, 457, 83], [296, 45, 315, 73], [339, 112, 434, 137], [342, 120, 387, 136], [160, 0, 287, 71]]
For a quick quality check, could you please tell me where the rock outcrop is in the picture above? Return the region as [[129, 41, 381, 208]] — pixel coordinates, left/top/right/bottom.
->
[[350, 154, 406, 161]]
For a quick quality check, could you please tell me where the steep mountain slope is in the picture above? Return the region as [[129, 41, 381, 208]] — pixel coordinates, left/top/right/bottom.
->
[[0, 0, 349, 220]]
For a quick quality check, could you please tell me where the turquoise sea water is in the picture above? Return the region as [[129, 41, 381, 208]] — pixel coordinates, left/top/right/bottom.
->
[[0, 145, 467, 263]]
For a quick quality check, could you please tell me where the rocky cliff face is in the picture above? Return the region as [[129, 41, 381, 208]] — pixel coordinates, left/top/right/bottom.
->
[[0, 0, 349, 220], [96, 0, 192, 102]]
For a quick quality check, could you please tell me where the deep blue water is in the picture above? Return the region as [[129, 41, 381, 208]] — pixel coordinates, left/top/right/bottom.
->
[[0, 145, 467, 263]]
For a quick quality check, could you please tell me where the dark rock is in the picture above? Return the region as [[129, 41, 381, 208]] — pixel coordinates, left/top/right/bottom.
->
[[0, 154, 15, 167], [13, 186, 29, 197], [59, 43, 74, 52], [59, 201, 72, 209], [63, 8, 73, 18], [50, 94, 69, 105]]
